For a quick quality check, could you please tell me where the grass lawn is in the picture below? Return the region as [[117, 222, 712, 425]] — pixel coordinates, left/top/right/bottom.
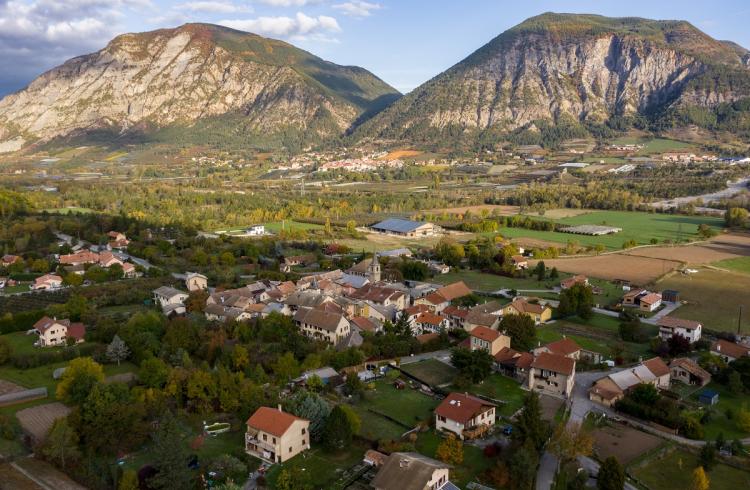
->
[[263, 221, 323, 233], [433, 270, 560, 292], [630, 447, 750, 489], [500, 211, 723, 251], [265, 439, 369, 489], [453, 373, 525, 417], [714, 256, 750, 275], [1, 284, 31, 294], [348, 403, 407, 441], [400, 359, 458, 387], [416, 431, 494, 488], [656, 268, 750, 333], [356, 379, 440, 428], [686, 383, 750, 441], [0, 360, 136, 397]]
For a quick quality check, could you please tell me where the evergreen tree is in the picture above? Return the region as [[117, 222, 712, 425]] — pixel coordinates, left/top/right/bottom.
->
[[323, 405, 353, 451], [514, 391, 547, 450], [596, 456, 625, 490], [148, 414, 193, 490], [106, 335, 131, 366], [534, 261, 546, 281]]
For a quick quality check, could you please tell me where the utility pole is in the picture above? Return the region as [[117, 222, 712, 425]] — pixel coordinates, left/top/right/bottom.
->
[[739, 305, 743, 336]]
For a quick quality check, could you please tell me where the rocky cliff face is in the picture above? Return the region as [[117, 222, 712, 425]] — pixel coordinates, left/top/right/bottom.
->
[[0, 23, 400, 149], [358, 13, 750, 140]]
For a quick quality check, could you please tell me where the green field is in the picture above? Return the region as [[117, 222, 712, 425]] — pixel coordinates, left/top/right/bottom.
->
[[263, 221, 323, 232], [501, 211, 723, 250], [714, 256, 750, 275], [610, 137, 695, 155], [42, 207, 95, 215], [356, 379, 440, 428], [400, 359, 458, 387], [449, 373, 526, 417], [433, 270, 559, 292], [657, 269, 750, 333], [631, 447, 750, 490], [416, 431, 495, 488], [0, 332, 67, 356]]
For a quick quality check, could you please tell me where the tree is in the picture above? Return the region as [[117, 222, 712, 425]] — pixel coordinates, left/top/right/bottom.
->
[[728, 370, 744, 394], [287, 391, 330, 442], [668, 334, 691, 356], [697, 224, 717, 240], [338, 404, 361, 436], [534, 261, 546, 281], [434, 238, 465, 267], [0, 337, 11, 365], [323, 405, 353, 451], [725, 207, 749, 228], [548, 423, 593, 464], [275, 467, 311, 490], [690, 466, 709, 490], [187, 369, 217, 414], [699, 443, 716, 471], [118, 470, 139, 490], [106, 335, 131, 366], [232, 345, 249, 372], [148, 414, 193, 490], [558, 283, 593, 319], [451, 347, 493, 383], [139, 357, 170, 388], [596, 456, 625, 490], [56, 357, 105, 405], [273, 352, 300, 382], [737, 408, 750, 432], [500, 313, 536, 351], [41, 418, 80, 469], [514, 391, 547, 450], [436, 434, 463, 465], [549, 267, 559, 280], [508, 440, 538, 490]]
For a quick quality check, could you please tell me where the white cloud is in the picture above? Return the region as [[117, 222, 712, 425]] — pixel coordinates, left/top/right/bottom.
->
[[178, 1, 252, 14], [257, 0, 322, 6], [219, 11, 340, 39], [333, 1, 380, 18]]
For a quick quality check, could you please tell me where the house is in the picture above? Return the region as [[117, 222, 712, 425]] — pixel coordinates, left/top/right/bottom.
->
[[589, 357, 671, 407], [98, 251, 123, 268], [434, 392, 496, 440], [58, 250, 99, 266], [1, 254, 21, 267], [442, 305, 469, 330], [349, 284, 407, 310], [121, 262, 137, 278], [152, 286, 189, 309], [511, 255, 528, 270], [469, 326, 510, 356], [435, 282, 473, 302], [32, 274, 63, 290], [185, 272, 208, 291], [622, 288, 647, 307], [33, 316, 86, 347], [245, 406, 310, 463], [414, 291, 451, 312], [494, 347, 533, 382], [638, 293, 662, 312], [363, 449, 388, 467], [502, 299, 552, 324], [294, 307, 351, 346], [413, 312, 448, 334], [246, 224, 265, 236], [528, 352, 576, 397], [711, 339, 750, 363], [370, 218, 440, 238], [350, 316, 382, 334], [464, 301, 503, 331], [670, 358, 711, 386], [107, 231, 130, 249], [657, 317, 702, 343], [534, 337, 581, 360], [204, 304, 252, 323], [372, 452, 451, 490], [293, 367, 341, 387], [560, 275, 588, 290]]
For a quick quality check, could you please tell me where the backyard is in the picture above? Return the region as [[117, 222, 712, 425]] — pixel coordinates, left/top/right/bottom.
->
[[400, 359, 458, 387], [630, 447, 750, 490], [415, 430, 495, 488]]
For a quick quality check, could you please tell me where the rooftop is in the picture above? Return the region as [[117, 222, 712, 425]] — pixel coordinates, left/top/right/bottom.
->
[[371, 218, 430, 233], [246, 406, 306, 437]]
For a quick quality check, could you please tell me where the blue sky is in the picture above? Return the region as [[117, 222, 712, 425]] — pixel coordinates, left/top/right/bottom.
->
[[0, 0, 749, 96]]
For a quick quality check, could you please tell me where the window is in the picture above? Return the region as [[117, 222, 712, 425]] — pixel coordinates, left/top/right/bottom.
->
[[272, 437, 276, 444], [302, 428, 306, 435], [262, 434, 267, 441], [289, 447, 292, 453]]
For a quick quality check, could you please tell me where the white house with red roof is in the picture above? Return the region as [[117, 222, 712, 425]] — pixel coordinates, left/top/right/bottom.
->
[[33, 316, 86, 347], [245, 406, 310, 463], [434, 392, 496, 440], [528, 352, 576, 397], [657, 316, 702, 343], [32, 274, 63, 290]]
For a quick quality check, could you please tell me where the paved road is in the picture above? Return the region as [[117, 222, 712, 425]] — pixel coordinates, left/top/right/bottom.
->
[[535, 451, 558, 490], [642, 301, 682, 325]]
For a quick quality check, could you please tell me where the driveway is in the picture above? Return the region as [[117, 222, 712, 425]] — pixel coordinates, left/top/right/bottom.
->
[[642, 301, 682, 325]]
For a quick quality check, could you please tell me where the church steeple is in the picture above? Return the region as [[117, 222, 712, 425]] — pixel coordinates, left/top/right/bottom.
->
[[368, 253, 381, 283]]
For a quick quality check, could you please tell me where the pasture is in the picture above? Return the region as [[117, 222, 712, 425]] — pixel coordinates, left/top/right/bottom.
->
[[631, 447, 750, 490], [502, 211, 724, 250], [656, 268, 750, 333], [714, 256, 750, 275]]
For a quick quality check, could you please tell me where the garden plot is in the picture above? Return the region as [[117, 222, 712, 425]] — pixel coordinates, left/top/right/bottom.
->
[[592, 423, 663, 465], [16, 402, 71, 441]]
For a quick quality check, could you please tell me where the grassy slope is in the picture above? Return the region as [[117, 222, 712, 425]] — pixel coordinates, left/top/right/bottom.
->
[[631, 447, 750, 489]]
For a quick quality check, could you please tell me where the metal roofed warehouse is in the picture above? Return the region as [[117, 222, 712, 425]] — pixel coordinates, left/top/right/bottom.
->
[[370, 218, 440, 237]]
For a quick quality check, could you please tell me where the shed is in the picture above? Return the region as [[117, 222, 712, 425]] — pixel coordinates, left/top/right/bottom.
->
[[662, 289, 680, 303], [698, 389, 719, 406]]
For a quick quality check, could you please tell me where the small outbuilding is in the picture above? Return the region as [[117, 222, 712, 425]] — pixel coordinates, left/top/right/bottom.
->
[[698, 389, 719, 406]]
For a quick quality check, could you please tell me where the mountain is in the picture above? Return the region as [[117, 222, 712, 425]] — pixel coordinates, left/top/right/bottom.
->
[[0, 23, 400, 152], [356, 13, 750, 145]]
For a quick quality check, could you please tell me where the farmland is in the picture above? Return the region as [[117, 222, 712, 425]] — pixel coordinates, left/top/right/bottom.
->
[[631, 447, 750, 490], [656, 268, 750, 333], [502, 210, 724, 250], [714, 256, 750, 275], [610, 136, 695, 154], [536, 254, 681, 283], [624, 233, 750, 265]]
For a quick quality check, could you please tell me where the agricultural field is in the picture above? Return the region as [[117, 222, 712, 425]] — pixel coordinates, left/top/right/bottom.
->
[[337, 232, 451, 254], [656, 268, 750, 333], [400, 359, 458, 387], [536, 254, 681, 284], [432, 270, 559, 293], [503, 210, 724, 250], [714, 256, 750, 275], [630, 447, 750, 490], [11, 457, 88, 489], [610, 136, 695, 154], [0, 462, 44, 490], [591, 422, 663, 465], [423, 204, 519, 216], [625, 234, 750, 265]]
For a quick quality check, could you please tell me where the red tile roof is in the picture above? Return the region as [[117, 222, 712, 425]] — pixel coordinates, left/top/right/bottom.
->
[[67, 323, 86, 341], [415, 312, 445, 326], [351, 316, 378, 332], [405, 304, 432, 316], [531, 352, 575, 376], [442, 305, 469, 318], [507, 299, 548, 315], [246, 407, 306, 437], [657, 316, 701, 330], [494, 347, 519, 363], [435, 392, 495, 424], [642, 357, 670, 378], [544, 338, 581, 357], [435, 281, 472, 301], [712, 339, 750, 359], [561, 275, 587, 289], [423, 292, 448, 305], [639, 293, 662, 305], [470, 326, 501, 342]]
